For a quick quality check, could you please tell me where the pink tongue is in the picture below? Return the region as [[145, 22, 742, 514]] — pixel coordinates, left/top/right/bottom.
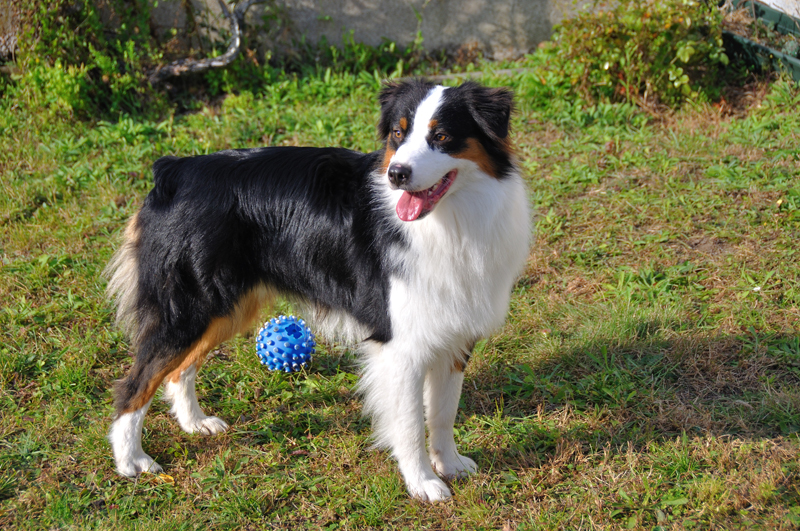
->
[[396, 191, 426, 222]]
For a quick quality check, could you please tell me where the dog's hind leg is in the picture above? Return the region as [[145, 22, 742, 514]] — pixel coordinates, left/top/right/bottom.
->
[[111, 320, 232, 476], [162, 319, 232, 436], [110, 337, 188, 477], [424, 347, 477, 479], [110, 284, 271, 476], [163, 363, 228, 436], [109, 396, 161, 476], [163, 285, 271, 435]]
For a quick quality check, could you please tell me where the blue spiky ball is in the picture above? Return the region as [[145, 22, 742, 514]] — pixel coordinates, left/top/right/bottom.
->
[[256, 315, 315, 372]]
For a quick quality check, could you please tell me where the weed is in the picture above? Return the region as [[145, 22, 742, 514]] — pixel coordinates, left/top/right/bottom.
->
[[16, 0, 163, 117], [542, 0, 733, 107]]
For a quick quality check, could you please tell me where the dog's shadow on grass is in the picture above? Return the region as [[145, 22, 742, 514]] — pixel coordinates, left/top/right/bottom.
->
[[461, 321, 800, 468], [150, 327, 798, 474]]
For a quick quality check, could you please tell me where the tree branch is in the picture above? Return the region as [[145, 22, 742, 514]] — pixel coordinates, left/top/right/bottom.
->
[[149, 0, 267, 85]]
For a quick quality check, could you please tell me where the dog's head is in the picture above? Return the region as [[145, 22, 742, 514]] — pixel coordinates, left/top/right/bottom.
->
[[378, 79, 515, 222]]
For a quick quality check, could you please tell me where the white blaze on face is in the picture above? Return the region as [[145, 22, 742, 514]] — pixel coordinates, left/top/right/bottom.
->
[[390, 86, 460, 222], [393, 85, 446, 169]]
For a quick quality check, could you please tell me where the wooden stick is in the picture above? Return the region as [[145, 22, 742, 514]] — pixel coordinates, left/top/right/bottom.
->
[[149, 0, 266, 84]]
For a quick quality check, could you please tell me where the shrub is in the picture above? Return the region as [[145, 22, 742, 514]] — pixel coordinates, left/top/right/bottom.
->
[[543, 0, 732, 107], [8, 1, 436, 119], [16, 0, 163, 117]]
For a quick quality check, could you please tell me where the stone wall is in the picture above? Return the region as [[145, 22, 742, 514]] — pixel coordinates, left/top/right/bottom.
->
[[0, 0, 18, 60], [260, 0, 552, 61], [202, 0, 593, 60], [0, 0, 594, 63]]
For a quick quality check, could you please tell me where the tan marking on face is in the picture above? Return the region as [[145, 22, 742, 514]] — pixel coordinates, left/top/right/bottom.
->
[[382, 146, 396, 173], [399, 117, 408, 130], [452, 138, 497, 178], [428, 119, 438, 131]]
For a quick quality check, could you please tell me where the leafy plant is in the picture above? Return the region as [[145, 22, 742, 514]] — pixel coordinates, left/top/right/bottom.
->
[[16, 0, 164, 117], [10, 1, 451, 118], [605, 262, 708, 304], [543, 0, 732, 107]]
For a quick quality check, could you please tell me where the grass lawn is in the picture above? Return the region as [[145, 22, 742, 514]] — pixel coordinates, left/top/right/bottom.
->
[[1, 69, 799, 529]]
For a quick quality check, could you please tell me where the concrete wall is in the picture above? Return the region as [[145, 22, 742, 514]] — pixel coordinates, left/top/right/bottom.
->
[[0, 0, 18, 60], [264, 0, 552, 61], [169, 0, 593, 61], [0, 0, 593, 62]]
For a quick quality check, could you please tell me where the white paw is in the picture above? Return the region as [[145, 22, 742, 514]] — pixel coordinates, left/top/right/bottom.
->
[[116, 452, 163, 477], [431, 452, 478, 479], [181, 415, 229, 435], [407, 476, 452, 502]]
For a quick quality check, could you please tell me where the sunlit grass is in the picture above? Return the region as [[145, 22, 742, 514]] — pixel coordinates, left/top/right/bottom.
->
[[1, 67, 799, 529]]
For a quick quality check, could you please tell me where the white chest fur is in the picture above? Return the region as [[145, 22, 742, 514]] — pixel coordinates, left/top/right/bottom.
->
[[388, 171, 530, 355]]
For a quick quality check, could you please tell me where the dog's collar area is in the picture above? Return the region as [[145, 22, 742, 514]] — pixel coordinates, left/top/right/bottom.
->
[[395, 170, 457, 222]]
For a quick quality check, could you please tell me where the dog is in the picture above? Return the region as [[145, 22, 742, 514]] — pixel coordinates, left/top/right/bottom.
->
[[105, 79, 530, 501]]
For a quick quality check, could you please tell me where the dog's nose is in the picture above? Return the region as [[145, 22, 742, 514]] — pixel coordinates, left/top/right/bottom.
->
[[388, 163, 412, 188]]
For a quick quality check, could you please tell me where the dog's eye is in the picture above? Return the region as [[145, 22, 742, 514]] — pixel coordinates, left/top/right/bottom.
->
[[434, 133, 449, 143], [393, 128, 403, 139]]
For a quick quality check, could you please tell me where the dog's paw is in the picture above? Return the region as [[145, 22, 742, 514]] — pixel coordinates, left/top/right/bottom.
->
[[407, 476, 452, 502], [182, 415, 229, 436], [116, 453, 163, 477], [431, 452, 478, 479]]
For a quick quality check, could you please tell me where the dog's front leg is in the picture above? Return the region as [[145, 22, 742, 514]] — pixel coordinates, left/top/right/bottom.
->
[[424, 355, 477, 479], [360, 342, 452, 502]]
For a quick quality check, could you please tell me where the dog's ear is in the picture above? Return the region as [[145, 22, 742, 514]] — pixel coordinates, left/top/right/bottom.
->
[[378, 82, 404, 140], [379, 82, 403, 110], [462, 82, 515, 141], [377, 79, 436, 140]]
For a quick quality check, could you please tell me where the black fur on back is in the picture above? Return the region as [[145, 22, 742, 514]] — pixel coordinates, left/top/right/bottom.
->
[[114, 147, 406, 411], [145, 146, 404, 344]]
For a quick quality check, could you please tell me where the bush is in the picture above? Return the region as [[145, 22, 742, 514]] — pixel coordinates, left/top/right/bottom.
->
[[543, 0, 732, 107], [15, 0, 163, 117], [7, 1, 439, 119], [7, 0, 741, 119]]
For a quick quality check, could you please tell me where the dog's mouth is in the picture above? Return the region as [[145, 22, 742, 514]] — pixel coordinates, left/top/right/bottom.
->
[[395, 170, 457, 222]]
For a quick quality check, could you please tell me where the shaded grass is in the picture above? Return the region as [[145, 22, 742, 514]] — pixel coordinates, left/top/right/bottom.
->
[[1, 68, 799, 529]]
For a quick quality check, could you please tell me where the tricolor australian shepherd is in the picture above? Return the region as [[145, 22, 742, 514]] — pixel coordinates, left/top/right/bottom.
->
[[105, 79, 530, 501]]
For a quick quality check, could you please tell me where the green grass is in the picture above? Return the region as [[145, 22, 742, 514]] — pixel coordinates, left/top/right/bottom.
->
[[1, 66, 799, 529]]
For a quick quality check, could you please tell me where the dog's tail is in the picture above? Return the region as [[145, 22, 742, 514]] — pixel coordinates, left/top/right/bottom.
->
[[105, 156, 183, 345], [104, 212, 142, 345]]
